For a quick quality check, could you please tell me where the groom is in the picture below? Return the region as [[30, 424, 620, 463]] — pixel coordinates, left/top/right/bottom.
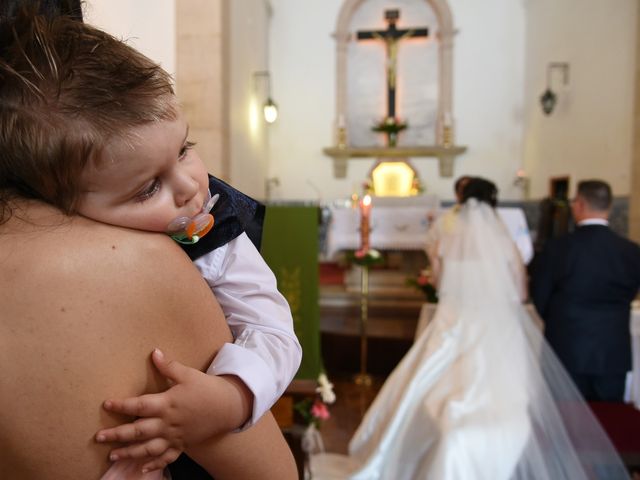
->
[[530, 180, 640, 401]]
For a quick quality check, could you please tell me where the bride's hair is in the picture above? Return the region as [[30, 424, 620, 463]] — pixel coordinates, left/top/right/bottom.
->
[[461, 177, 498, 207]]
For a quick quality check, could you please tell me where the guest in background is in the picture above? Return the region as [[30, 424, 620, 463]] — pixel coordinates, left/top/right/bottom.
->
[[528, 183, 572, 274], [531, 179, 640, 401]]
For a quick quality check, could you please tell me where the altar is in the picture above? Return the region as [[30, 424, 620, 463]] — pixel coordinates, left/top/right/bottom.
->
[[324, 196, 439, 259], [325, 199, 534, 265]]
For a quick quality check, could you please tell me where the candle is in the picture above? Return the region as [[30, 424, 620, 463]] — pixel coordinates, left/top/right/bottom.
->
[[443, 112, 453, 127], [359, 194, 372, 253]]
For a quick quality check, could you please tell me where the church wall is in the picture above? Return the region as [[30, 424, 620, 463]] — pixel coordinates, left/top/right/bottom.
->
[[84, 0, 176, 75], [268, 0, 526, 202], [86, 0, 230, 184], [522, 0, 638, 200], [176, 1, 227, 181], [84, 0, 273, 199], [227, 0, 272, 198]]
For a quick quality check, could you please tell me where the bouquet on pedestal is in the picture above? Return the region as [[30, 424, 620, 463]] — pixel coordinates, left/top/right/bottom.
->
[[406, 269, 438, 303], [295, 373, 336, 462]]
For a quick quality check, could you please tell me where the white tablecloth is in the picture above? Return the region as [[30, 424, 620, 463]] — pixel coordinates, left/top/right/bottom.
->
[[496, 208, 534, 265], [325, 205, 436, 258], [417, 303, 640, 408], [325, 204, 533, 264]]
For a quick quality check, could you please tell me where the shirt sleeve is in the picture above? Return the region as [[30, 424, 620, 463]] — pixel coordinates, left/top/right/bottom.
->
[[194, 233, 302, 427]]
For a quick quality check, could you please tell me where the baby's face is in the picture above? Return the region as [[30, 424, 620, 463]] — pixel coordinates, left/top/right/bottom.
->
[[77, 113, 209, 233]]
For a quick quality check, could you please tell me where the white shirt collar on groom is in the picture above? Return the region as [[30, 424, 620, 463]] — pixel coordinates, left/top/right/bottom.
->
[[577, 218, 609, 227]]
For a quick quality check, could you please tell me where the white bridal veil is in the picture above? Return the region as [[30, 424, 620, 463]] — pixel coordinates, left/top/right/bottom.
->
[[311, 200, 628, 480]]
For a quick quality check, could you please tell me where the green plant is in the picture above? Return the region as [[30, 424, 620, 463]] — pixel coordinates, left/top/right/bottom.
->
[[347, 248, 384, 267], [294, 373, 335, 428], [371, 116, 408, 134]]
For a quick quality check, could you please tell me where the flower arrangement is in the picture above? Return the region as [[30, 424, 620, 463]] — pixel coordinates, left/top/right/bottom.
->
[[406, 269, 438, 303], [294, 373, 336, 428], [362, 179, 374, 196], [371, 116, 408, 134], [347, 248, 384, 267], [372, 116, 408, 147], [411, 177, 425, 195]]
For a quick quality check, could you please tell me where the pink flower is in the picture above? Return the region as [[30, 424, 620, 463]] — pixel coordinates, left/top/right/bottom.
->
[[417, 275, 430, 286], [355, 249, 367, 258], [310, 400, 330, 420]]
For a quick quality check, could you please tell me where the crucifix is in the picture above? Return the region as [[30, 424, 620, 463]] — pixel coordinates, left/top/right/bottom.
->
[[357, 9, 428, 120]]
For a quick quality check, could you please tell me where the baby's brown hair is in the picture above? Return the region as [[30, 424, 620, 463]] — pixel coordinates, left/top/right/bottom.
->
[[0, 8, 177, 221]]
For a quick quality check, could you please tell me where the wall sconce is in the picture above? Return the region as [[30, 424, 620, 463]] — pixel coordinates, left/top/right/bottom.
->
[[254, 71, 278, 123], [540, 62, 569, 115]]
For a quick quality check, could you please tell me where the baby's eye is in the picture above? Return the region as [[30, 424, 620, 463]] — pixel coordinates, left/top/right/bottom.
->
[[135, 179, 161, 202], [179, 141, 197, 160]]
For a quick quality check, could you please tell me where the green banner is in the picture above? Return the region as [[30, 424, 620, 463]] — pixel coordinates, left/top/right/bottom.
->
[[260, 205, 322, 379]]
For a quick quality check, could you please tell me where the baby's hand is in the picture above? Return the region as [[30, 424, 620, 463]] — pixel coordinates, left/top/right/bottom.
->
[[95, 348, 253, 473]]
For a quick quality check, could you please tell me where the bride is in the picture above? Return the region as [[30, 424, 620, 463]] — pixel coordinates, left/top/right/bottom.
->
[[311, 178, 628, 479]]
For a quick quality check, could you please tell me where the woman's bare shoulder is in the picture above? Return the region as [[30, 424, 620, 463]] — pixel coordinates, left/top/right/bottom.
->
[[0, 207, 229, 479], [3, 209, 196, 285]]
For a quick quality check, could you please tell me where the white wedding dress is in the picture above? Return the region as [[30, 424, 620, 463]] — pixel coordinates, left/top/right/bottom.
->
[[311, 200, 628, 480]]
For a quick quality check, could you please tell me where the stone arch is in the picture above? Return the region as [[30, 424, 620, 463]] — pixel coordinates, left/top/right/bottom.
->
[[333, 0, 456, 146]]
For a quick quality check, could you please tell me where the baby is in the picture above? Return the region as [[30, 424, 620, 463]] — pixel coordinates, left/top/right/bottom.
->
[[0, 9, 301, 475]]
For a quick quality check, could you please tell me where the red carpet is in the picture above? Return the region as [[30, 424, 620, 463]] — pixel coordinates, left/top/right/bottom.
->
[[589, 402, 640, 457], [319, 262, 345, 285]]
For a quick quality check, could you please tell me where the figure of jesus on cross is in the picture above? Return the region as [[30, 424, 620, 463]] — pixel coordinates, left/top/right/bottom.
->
[[357, 9, 429, 145]]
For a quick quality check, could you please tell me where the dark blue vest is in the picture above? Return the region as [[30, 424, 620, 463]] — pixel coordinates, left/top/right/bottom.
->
[[178, 175, 265, 260]]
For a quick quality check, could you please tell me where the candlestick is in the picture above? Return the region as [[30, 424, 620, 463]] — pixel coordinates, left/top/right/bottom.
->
[[337, 115, 348, 149], [354, 263, 372, 387], [354, 194, 373, 387], [442, 112, 454, 148]]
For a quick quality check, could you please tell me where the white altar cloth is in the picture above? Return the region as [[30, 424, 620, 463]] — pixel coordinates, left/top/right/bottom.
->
[[325, 205, 434, 258], [496, 208, 534, 265], [325, 203, 533, 263]]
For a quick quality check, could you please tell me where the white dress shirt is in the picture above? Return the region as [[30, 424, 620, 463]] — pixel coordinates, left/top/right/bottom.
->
[[193, 232, 302, 427]]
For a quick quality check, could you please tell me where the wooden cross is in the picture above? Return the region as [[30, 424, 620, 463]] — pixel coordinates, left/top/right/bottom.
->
[[357, 9, 428, 119]]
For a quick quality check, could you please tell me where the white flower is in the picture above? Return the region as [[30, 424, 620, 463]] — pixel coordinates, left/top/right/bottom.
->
[[316, 373, 336, 404]]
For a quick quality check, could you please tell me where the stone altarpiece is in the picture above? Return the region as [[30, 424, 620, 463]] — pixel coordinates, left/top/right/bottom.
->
[[324, 0, 465, 179]]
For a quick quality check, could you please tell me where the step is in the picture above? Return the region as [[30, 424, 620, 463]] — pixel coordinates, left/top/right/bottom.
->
[[320, 286, 423, 341]]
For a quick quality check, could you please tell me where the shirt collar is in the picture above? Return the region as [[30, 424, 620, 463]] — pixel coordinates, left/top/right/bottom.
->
[[577, 218, 609, 227]]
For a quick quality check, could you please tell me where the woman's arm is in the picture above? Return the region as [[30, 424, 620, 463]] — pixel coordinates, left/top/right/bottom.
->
[[186, 413, 298, 480]]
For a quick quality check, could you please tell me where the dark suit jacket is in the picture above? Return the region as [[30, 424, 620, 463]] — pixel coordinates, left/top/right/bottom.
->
[[530, 224, 640, 374]]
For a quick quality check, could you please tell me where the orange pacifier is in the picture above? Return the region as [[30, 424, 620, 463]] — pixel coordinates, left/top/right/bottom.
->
[[167, 193, 219, 245]]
